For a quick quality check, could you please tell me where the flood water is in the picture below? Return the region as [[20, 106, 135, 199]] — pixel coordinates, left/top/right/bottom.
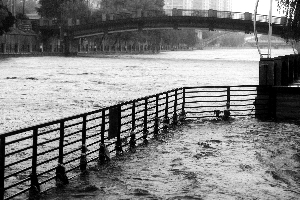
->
[[1, 48, 300, 199], [0, 48, 295, 133]]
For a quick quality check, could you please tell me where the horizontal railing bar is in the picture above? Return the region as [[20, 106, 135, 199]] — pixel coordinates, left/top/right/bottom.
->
[[65, 121, 83, 129], [37, 155, 59, 166], [4, 165, 32, 179], [230, 99, 256, 102], [5, 134, 33, 145], [64, 129, 82, 138], [186, 105, 225, 108], [5, 176, 30, 190], [185, 90, 227, 94], [64, 138, 82, 148], [37, 146, 60, 157], [86, 139, 101, 149], [63, 147, 81, 157], [38, 137, 60, 146], [38, 175, 56, 186], [185, 95, 227, 98], [5, 187, 30, 200], [37, 168, 56, 179], [6, 145, 33, 157], [230, 94, 257, 96], [186, 100, 227, 103], [86, 124, 101, 131], [38, 127, 61, 137], [5, 155, 32, 168], [230, 104, 254, 107], [86, 132, 100, 140], [86, 115, 102, 123]]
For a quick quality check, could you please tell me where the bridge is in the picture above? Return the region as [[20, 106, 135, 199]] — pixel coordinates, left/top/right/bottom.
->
[[37, 9, 287, 54]]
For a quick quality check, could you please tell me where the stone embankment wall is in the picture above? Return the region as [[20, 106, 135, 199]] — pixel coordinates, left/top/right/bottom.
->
[[257, 54, 300, 120]]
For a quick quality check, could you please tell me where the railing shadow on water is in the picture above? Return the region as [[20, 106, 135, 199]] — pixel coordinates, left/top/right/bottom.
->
[[0, 85, 273, 200]]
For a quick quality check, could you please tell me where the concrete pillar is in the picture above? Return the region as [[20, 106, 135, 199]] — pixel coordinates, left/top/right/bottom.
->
[[259, 58, 274, 85]]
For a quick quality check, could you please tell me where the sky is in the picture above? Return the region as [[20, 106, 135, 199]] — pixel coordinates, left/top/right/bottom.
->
[[232, 0, 283, 16]]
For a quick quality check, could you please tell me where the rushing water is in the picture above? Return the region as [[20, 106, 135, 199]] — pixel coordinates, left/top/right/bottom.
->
[[0, 48, 295, 133], [1, 48, 300, 200]]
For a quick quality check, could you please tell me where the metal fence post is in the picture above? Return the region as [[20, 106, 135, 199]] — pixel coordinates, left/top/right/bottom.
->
[[80, 115, 87, 172], [132, 101, 136, 130], [179, 87, 186, 122], [130, 102, 136, 151], [29, 128, 40, 199], [163, 92, 170, 130], [56, 121, 69, 186], [99, 109, 109, 164], [143, 98, 148, 144], [154, 94, 159, 138], [0, 137, 5, 200], [223, 87, 231, 120], [59, 122, 64, 164], [173, 89, 178, 125], [116, 105, 123, 156]]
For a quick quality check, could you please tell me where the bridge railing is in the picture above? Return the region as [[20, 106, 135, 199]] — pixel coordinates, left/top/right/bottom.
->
[[0, 85, 272, 200], [38, 9, 286, 27]]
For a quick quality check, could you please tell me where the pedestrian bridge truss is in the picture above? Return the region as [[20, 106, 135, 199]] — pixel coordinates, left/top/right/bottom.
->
[[38, 9, 286, 39]]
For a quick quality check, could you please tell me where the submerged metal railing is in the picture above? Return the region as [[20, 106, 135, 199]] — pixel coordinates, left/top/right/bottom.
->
[[0, 85, 272, 200]]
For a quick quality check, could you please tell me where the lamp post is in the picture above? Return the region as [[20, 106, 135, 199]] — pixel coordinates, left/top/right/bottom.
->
[[268, 0, 273, 58], [254, 0, 273, 58]]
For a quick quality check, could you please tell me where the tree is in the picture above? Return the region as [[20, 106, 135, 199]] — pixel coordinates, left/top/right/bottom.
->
[[0, 3, 15, 35], [277, 0, 300, 41], [37, 0, 63, 19]]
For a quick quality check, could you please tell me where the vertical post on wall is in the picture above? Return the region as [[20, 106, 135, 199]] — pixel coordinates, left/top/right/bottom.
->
[[132, 101, 136, 130], [32, 128, 38, 180], [80, 115, 87, 172], [0, 137, 5, 200], [101, 110, 105, 144], [143, 98, 148, 144], [59, 122, 65, 164], [173, 89, 178, 125], [29, 128, 40, 199], [227, 86, 231, 105], [154, 94, 159, 138]]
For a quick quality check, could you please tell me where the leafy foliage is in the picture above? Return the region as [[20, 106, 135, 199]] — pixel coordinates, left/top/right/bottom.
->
[[277, 0, 300, 41], [0, 4, 15, 35]]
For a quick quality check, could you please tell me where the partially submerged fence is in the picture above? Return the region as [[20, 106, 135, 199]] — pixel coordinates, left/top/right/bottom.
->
[[0, 85, 272, 200]]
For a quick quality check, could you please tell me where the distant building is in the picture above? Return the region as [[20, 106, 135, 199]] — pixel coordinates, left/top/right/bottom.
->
[[192, 0, 232, 11], [164, 0, 193, 10]]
